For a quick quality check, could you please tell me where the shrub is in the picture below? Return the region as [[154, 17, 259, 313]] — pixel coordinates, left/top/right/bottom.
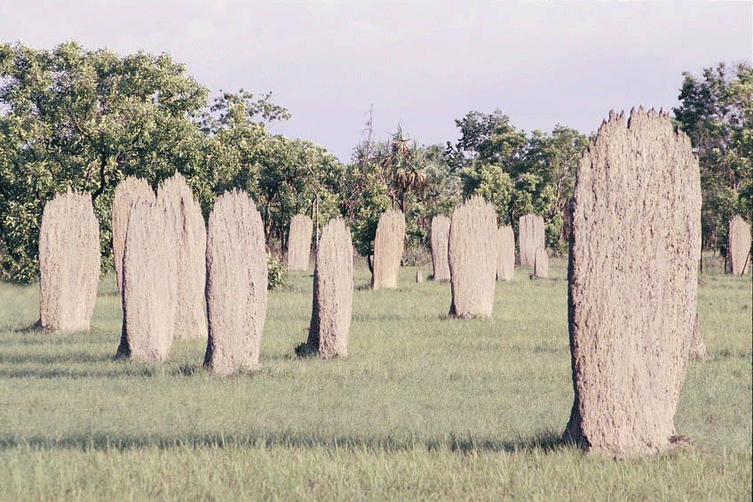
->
[[267, 254, 288, 290]]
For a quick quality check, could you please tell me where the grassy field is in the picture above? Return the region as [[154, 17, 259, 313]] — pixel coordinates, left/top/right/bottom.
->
[[0, 256, 750, 500]]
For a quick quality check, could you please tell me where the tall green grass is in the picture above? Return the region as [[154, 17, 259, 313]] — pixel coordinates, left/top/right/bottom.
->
[[0, 256, 750, 500]]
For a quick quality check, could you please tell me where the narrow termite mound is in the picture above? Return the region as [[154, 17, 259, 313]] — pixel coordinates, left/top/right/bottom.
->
[[565, 108, 701, 457], [287, 214, 313, 271], [157, 172, 207, 340], [431, 215, 451, 282], [371, 209, 405, 290], [689, 313, 708, 360], [116, 193, 178, 361], [518, 214, 544, 268], [38, 189, 100, 332], [448, 195, 497, 318], [496, 225, 515, 281], [204, 190, 268, 375], [533, 247, 549, 279], [727, 215, 751, 275], [297, 218, 353, 359], [112, 177, 154, 294]]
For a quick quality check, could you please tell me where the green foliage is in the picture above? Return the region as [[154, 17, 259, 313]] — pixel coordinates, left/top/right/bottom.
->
[[343, 119, 457, 268], [266, 254, 287, 290], [199, 91, 345, 253], [523, 126, 589, 254], [674, 62, 753, 252], [447, 110, 587, 254], [257, 137, 344, 252], [0, 42, 345, 283], [0, 41, 209, 282]]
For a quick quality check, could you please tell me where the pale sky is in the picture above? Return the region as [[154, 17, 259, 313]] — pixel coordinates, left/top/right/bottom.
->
[[2, 1, 751, 162]]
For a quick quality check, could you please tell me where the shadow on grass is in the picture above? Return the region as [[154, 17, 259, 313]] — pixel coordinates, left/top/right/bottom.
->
[[0, 366, 161, 379], [0, 360, 296, 379], [0, 352, 113, 365], [0, 429, 578, 455], [0, 327, 111, 343]]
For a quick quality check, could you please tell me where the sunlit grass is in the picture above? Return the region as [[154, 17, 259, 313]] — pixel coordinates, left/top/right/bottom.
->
[[0, 254, 750, 500]]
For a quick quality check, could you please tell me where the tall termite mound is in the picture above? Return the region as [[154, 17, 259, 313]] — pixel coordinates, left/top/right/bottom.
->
[[448, 195, 497, 318], [727, 215, 751, 275], [518, 214, 544, 267], [204, 190, 268, 375], [287, 214, 313, 271], [371, 209, 405, 290], [157, 172, 207, 340], [689, 313, 708, 360], [116, 192, 178, 361], [431, 215, 451, 282], [38, 189, 100, 332], [112, 177, 154, 293], [533, 247, 549, 279], [496, 224, 515, 281], [298, 218, 353, 359], [565, 108, 701, 457]]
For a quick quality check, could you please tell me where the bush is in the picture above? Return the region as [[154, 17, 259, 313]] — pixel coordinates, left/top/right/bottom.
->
[[267, 254, 287, 290]]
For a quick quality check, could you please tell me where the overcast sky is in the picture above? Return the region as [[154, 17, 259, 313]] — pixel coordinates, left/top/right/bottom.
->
[[2, 1, 751, 162]]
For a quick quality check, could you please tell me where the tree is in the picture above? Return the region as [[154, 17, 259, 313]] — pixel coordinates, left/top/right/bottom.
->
[[196, 89, 291, 211], [256, 136, 344, 253], [445, 109, 525, 225], [673, 62, 752, 253], [0, 41, 209, 282], [199, 90, 344, 255], [446, 109, 588, 253], [342, 110, 393, 267], [343, 111, 436, 270], [445, 108, 527, 175], [524, 125, 589, 252]]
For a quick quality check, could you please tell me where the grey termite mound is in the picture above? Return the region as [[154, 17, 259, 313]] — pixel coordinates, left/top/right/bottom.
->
[[727, 215, 751, 275], [371, 209, 405, 290], [204, 190, 268, 375], [533, 247, 549, 279], [448, 195, 497, 318], [116, 193, 178, 361], [496, 224, 515, 281], [287, 214, 313, 272], [430, 215, 451, 282], [112, 176, 153, 294], [38, 189, 100, 332], [565, 108, 701, 457], [297, 218, 353, 359], [157, 172, 207, 340], [518, 214, 544, 268]]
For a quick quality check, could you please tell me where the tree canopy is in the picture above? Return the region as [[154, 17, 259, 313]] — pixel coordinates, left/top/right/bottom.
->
[[0, 41, 209, 281], [673, 61, 752, 254], [0, 41, 345, 283]]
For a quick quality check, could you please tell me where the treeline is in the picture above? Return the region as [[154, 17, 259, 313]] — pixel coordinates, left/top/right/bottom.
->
[[0, 41, 750, 283]]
